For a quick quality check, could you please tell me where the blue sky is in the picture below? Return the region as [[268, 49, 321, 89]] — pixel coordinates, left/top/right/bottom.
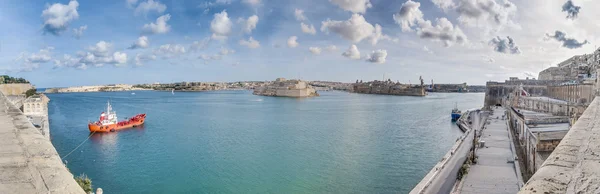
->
[[1, 0, 598, 87]]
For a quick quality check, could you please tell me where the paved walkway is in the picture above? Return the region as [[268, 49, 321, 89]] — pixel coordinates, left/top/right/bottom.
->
[[0, 92, 83, 193], [459, 107, 520, 194]]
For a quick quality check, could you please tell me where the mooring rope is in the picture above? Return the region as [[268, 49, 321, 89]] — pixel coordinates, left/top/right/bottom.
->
[[61, 131, 96, 160]]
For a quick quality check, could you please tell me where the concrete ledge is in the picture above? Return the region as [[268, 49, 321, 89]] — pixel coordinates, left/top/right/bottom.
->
[[520, 97, 600, 194], [0, 92, 84, 194]]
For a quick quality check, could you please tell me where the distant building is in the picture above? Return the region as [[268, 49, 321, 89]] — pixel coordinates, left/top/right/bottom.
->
[[23, 94, 49, 116], [253, 78, 318, 97]]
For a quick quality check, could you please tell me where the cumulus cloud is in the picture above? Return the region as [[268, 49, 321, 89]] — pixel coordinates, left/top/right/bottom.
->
[[211, 10, 232, 40], [287, 36, 299, 48], [326, 45, 338, 52], [128, 36, 150, 49], [295, 9, 307, 21], [309, 47, 322, 55], [394, 1, 467, 47], [54, 41, 129, 69], [454, 0, 518, 32], [134, 53, 156, 66], [42, 0, 80, 35], [321, 14, 375, 43], [112, 52, 128, 66], [545, 30, 589, 49], [154, 44, 186, 57], [24, 47, 54, 65], [562, 0, 581, 20], [134, 0, 167, 16], [238, 15, 259, 34], [329, 0, 372, 13], [431, 0, 455, 11], [342, 44, 361, 59], [239, 37, 260, 48], [393, 0, 424, 32], [301, 23, 317, 35], [72, 25, 87, 39], [242, 0, 260, 6], [417, 18, 467, 47], [143, 14, 171, 34], [489, 36, 521, 54], [88, 41, 112, 57], [198, 0, 232, 8], [366, 49, 387, 63]]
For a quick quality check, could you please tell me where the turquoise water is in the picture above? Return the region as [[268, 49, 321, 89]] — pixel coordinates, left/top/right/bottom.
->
[[48, 90, 484, 194]]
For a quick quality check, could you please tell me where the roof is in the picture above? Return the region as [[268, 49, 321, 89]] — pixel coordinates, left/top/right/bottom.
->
[[522, 96, 568, 105]]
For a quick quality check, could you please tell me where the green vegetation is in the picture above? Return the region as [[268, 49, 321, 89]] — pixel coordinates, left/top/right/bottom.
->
[[74, 174, 93, 193], [0, 75, 30, 84], [25, 88, 37, 98]]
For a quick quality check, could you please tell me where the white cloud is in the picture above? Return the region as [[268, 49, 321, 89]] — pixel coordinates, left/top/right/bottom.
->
[[366, 49, 387, 63], [454, 0, 518, 33], [417, 18, 467, 47], [431, 0, 455, 11], [211, 10, 232, 40], [25, 47, 54, 64], [239, 37, 260, 48], [88, 41, 112, 57], [326, 45, 338, 52], [301, 23, 317, 35], [342, 44, 361, 59], [128, 36, 150, 49], [154, 44, 186, 57], [287, 36, 299, 48], [112, 52, 128, 66], [328, 0, 372, 13], [242, 0, 261, 6], [134, 53, 157, 66], [321, 14, 375, 43], [309, 47, 322, 55], [134, 0, 167, 16], [294, 9, 307, 21], [72, 25, 87, 39], [239, 15, 259, 34], [143, 14, 171, 34], [393, 0, 424, 32], [42, 0, 79, 35], [394, 1, 467, 47]]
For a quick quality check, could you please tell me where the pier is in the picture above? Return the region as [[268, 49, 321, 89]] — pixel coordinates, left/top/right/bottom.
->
[[456, 107, 523, 193], [0, 92, 83, 193]]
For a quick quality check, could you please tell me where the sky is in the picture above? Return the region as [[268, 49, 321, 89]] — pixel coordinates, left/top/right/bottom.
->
[[0, 0, 598, 88]]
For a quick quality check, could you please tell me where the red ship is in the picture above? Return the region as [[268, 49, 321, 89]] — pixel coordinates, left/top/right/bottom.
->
[[88, 101, 146, 133]]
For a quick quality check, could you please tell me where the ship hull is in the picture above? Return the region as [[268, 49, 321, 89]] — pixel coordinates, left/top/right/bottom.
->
[[88, 114, 146, 133]]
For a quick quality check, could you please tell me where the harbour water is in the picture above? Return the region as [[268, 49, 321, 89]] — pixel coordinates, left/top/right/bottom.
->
[[48, 90, 484, 194]]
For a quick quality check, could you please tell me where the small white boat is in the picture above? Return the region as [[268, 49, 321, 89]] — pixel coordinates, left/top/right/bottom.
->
[[171, 89, 175, 95], [131, 92, 135, 95]]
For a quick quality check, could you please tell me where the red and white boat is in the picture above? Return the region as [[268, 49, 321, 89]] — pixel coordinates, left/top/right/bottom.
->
[[88, 101, 146, 133]]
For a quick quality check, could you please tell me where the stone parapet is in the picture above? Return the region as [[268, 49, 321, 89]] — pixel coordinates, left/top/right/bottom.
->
[[0, 92, 84, 194]]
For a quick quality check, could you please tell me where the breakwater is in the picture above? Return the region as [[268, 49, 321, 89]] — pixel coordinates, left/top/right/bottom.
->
[[0, 91, 83, 193]]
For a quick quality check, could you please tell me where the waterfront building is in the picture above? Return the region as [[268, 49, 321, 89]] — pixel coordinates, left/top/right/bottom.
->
[[253, 78, 318, 97], [23, 94, 49, 116]]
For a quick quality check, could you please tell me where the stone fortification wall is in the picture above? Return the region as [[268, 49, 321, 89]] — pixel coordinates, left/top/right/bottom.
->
[[0, 92, 84, 194], [519, 97, 600, 194], [547, 84, 595, 105], [0, 83, 33, 95]]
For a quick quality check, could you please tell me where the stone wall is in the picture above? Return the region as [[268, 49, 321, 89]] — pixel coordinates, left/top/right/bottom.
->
[[519, 97, 600, 194], [0, 92, 84, 194], [0, 83, 33, 95], [547, 84, 595, 105]]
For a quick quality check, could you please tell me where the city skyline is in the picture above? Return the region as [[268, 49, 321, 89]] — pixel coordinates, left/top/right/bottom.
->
[[0, 0, 598, 88]]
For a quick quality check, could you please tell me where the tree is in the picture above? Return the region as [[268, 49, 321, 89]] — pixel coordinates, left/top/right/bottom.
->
[[25, 88, 37, 97], [74, 174, 93, 193]]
